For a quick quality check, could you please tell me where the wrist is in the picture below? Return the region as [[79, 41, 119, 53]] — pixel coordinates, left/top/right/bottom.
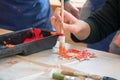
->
[[74, 20, 90, 40]]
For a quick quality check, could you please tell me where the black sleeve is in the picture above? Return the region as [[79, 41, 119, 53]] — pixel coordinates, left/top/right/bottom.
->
[[71, 0, 120, 43]]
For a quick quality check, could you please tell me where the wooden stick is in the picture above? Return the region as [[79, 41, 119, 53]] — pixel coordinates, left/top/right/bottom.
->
[[60, 0, 64, 34], [61, 0, 64, 24], [61, 66, 103, 80]]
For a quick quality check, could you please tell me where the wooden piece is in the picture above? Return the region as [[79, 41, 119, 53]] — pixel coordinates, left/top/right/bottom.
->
[[61, 69, 102, 80]]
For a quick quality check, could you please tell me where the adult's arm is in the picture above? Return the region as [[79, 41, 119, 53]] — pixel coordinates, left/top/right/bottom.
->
[[71, 0, 120, 43]]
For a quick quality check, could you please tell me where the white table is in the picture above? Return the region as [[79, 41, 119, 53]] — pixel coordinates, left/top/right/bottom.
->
[[0, 42, 120, 80]]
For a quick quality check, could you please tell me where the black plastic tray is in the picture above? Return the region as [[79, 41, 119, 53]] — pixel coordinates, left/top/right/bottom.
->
[[0, 28, 59, 58]]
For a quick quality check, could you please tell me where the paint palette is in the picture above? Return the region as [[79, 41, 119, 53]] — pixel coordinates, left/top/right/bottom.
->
[[0, 28, 59, 58]]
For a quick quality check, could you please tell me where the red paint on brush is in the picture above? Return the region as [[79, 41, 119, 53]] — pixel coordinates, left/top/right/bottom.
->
[[59, 33, 64, 36], [59, 45, 67, 54], [59, 33, 66, 55]]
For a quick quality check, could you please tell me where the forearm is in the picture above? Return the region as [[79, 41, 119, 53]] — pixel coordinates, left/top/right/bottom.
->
[[72, 0, 119, 43], [73, 20, 91, 41]]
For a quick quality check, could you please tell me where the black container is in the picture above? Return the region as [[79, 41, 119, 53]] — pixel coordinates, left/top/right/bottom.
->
[[0, 28, 59, 58]]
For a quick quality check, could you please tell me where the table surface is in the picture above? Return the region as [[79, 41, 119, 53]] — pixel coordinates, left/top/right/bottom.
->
[[0, 41, 120, 80]]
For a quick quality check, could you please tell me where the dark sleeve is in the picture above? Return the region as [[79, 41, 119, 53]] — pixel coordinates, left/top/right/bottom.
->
[[71, 0, 120, 43]]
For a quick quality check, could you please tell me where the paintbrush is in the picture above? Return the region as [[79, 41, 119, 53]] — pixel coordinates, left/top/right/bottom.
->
[[59, 0, 67, 55], [61, 69, 117, 80]]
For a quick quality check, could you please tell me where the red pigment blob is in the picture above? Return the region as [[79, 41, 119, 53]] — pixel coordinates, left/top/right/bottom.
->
[[59, 49, 96, 60]]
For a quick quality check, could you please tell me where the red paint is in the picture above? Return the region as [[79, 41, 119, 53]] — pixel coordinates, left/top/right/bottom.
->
[[59, 45, 67, 55], [7, 60, 18, 64], [23, 28, 43, 43], [59, 49, 96, 61], [59, 33, 65, 36]]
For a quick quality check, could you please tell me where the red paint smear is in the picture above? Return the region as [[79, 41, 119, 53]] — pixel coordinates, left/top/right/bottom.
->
[[59, 49, 96, 60], [7, 60, 18, 64]]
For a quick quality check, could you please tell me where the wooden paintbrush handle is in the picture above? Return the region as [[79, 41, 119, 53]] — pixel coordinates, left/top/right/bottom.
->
[[61, 69, 102, 80], [60, 0, 64, 33]]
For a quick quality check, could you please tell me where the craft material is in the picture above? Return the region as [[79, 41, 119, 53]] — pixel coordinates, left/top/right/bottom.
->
[[23, 28, 43, 43], [0, 28, 58, 58], [52, 72, 85, 80], [61, 69, 117, 80], [59, 49, 96, 61], [59, 0, 67, 55]]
